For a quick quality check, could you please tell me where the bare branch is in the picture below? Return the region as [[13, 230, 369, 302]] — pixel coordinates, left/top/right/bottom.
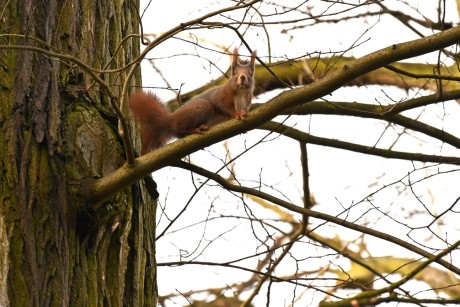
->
[[259, 121, 460, 165]]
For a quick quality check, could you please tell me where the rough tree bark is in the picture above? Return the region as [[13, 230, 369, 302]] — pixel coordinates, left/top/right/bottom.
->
[[0, 0, 157, 306]]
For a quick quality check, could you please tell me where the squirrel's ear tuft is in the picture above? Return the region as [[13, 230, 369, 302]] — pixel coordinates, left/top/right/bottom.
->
[[250, 50, 257, 73], [231, 48, 239, 75]]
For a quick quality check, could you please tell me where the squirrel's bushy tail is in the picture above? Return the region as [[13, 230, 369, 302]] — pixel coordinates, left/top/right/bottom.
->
[[128, 91, 173, 154]]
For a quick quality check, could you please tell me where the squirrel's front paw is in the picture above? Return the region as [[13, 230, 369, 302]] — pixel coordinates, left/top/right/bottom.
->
[[234, 110, 248, 120]]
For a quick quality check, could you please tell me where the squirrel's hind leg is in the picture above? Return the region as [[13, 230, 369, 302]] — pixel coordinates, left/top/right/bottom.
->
[[180, 124, 209, 137], [193, 124, 209, 133]]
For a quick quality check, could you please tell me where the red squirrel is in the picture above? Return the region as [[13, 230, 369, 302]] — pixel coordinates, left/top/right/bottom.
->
[[129, 48, 257, 154]]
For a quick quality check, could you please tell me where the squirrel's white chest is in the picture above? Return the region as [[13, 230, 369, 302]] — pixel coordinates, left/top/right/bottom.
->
[[233, 92, 250, 111]]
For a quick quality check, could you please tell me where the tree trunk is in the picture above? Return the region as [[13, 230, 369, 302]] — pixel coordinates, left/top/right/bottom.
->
[[0, 0, 156, 306]]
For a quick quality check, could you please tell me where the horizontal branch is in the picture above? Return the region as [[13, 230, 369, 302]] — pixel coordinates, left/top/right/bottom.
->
[[279, 88, 460, 116], [384, 64, 460, 82], [259, 121, 460, 165], [274, 91, 460, 149]]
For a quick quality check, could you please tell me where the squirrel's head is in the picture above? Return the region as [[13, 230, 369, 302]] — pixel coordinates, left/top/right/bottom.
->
[[231, 48, 257, 89]]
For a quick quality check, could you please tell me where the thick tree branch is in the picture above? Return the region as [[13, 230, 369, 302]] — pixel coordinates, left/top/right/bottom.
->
[[83, 25, 460, 203]]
